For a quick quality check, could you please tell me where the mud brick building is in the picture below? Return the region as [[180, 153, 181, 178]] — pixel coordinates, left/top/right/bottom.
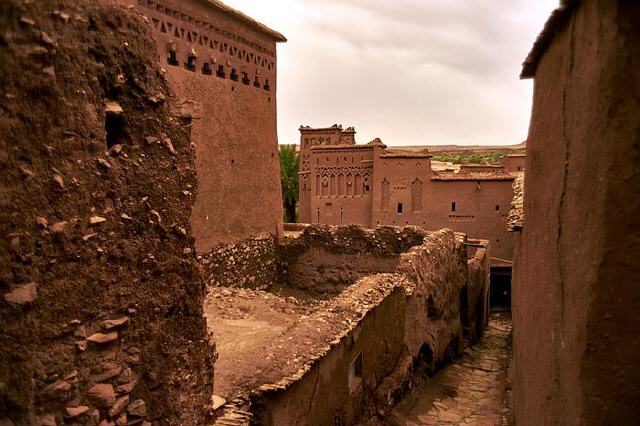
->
[[512, 0, 640, 424], [298, 125, 524, 264], [129, 0, 287, 251]]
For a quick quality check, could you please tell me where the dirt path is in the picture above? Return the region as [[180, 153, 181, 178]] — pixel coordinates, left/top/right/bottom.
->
[[383, 314, 512, 426]]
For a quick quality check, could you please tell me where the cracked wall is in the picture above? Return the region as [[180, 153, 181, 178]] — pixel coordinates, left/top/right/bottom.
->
[[513, 1, 640, 424]]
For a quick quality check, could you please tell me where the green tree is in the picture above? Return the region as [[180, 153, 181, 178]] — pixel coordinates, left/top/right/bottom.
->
[[279, 144, 299, 223]]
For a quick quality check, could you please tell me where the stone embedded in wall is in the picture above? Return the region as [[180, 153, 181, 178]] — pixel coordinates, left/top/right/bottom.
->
[[0, 2, 213, 424], [201, 234, 280, 290]]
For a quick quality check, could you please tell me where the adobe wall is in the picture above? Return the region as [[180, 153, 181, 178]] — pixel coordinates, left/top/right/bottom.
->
[[299, 126, 346, 224], [371, 155, 431, 228], [500, 155, 526, 173], [132, 0, 284, 252], [0, 2, 213, 424], [396, 230, 468, 370], [250, 276, 407, 426], [465, 240, 490, 343], [279, 225, 426, 295], [204, 226, 490, 424], [425, 180, 515, 262], [309, 147, 375, 226], [512, 1, 640, 424]]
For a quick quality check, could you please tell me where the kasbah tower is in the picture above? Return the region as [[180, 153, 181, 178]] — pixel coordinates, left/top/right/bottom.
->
[[126, 0, 287, 252]]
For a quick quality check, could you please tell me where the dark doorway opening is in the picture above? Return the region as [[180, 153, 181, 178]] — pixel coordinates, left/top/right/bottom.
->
[[105, 112, 126, 148], [489, 267, 511, 311]]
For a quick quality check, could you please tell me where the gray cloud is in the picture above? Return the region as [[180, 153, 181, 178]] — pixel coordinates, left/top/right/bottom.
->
[[223, 0, 558, 145]]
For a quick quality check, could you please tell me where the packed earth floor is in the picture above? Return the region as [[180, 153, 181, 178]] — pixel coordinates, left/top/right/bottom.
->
[[377, 314, 512, 426]]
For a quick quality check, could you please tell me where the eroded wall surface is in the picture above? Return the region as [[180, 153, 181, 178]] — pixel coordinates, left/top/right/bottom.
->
[[513, 1, 640, 424], [397, 231, 468, 370], [465, 241, 490, 343], [250, 276, 407, 426], [0, 2, 213, 424], [226, 227, 484, 425], [132, 0, 284, 252], [279, 225, 425, 295]]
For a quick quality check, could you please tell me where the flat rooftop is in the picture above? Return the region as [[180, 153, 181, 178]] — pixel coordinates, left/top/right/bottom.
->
[[204, 274, 403, 400]]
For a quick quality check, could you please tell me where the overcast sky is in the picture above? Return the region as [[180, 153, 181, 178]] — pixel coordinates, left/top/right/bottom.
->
[[223, 0, 558, 146]]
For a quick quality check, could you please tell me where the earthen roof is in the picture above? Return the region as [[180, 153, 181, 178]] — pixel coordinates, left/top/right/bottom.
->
[[310, 144, 373, 151], [521, 0, 580, 79], [380, 151, 432, 159], [507, 173, 525, 231], [201, 0, 287, 42], [431, 170, 515, 181]]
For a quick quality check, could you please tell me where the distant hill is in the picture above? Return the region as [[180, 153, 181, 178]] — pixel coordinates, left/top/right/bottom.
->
[[387, 141, 526, 154]]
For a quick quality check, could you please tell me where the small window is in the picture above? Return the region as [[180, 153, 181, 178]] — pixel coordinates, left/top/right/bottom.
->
[[230, 69, 238, 81], [185, 51, 197, 72], [253, 75, 261, 88], [168, 51, 178, 66], [216, 65, 226, 78], [364, 185, 370, 192], [397, 203, 403, 213], [495, 205, 500, 211], [167, 42, 178, 66], [242, 72, 250, 85], [517, 166, 522, 171], [263, 79, 271, 92], [202, 62, 212, 75], [348, 352, 363, 393], [451, 202, 456, 212]]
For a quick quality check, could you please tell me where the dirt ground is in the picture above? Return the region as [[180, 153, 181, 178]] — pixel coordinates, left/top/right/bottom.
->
[[204, 287, 326, 399]]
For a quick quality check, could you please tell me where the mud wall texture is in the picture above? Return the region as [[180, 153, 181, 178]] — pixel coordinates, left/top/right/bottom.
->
[[131, 0, 284, 252], [240, 228, 482, 425], [397, 231, 468, 372], [0, 2, 213, 424], [279, 225, 426, 295], [465, 241, 490, 343], [250, 277, 407, 426], [513, 1, 640, 424]]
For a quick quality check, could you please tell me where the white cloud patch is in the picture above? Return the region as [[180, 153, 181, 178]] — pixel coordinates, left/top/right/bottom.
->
[[222, 0, 558, 146]]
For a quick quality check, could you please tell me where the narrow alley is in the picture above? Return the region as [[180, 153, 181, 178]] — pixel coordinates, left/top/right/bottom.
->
[[382, 314, 512, 426]]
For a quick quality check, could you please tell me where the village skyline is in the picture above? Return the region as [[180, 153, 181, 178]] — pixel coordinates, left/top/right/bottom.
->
[[224, 0, 557, 146]]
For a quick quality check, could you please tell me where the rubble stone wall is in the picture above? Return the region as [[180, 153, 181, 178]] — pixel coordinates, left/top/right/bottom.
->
[[0, 2, 213, 424], [201, 234, 279, 290]]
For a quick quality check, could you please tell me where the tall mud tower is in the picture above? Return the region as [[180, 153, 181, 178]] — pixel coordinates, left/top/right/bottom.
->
[[130, 0, 286, 251]]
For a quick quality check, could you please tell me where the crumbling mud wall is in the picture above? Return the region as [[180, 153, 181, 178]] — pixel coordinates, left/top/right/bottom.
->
[[279, 225, 426, 295], [397, 230, 468, 370], [0, 1, 213, 424], [513, 1, 640, 424], [465, 240, 490, 343], [249, 275, 408, 426], [219, 228, 484, 426]]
